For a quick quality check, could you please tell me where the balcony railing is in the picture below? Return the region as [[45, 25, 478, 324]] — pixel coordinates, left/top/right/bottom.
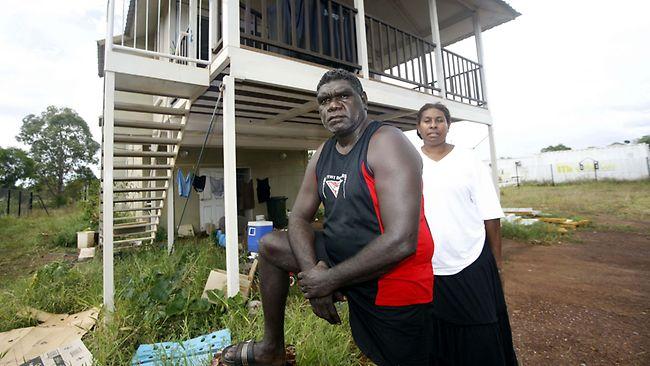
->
[[107, 0, 212, 65], [239, 0, 360, 70], [365, 14, 439, 95], [442, 49, 485, 106], [106, 1, 486, 107]]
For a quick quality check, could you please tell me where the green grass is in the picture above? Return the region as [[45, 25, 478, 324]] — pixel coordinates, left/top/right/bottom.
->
[[498, 180, 650, 241], [0, 237, 366, 365], [500, 221, 564, 245], [4, 181, 646, 363], [0, 206, 86, 288], [500, 180, 650, 221]]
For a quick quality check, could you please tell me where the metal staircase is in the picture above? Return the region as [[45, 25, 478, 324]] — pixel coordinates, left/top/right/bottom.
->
[[100, 88, 190, 250]]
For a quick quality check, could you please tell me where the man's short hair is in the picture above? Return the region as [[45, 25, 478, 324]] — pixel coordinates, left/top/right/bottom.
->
[[317, 68, 364, 96]]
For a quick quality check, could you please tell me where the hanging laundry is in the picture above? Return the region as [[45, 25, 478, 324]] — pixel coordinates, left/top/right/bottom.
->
[[256, 178, 271, 203], [177, 169, 192, 198], [243, 179, 255, 210], [210, 176, 225, 198], [193, 175, 207, 192]]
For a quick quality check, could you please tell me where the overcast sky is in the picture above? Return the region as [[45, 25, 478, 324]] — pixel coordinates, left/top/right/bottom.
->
[[0, 0, 648, 161]]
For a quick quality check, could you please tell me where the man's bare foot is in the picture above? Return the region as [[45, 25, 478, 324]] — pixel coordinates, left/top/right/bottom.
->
[[219, 340, 286, 366]]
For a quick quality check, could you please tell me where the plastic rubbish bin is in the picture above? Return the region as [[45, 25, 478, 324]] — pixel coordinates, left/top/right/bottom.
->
[[266, 196, 288, 229]]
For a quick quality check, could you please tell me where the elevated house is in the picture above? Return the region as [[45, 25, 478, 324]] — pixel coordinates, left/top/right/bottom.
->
[[99, 0, 520, 310]]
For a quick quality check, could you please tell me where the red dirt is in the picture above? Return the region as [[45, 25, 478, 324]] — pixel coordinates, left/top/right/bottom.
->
[[503, 226, 650, 365]]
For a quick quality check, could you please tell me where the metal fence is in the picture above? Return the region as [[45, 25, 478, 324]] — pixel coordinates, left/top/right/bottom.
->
[[497, 157, 650, 186], [0, 188, 49, 217]]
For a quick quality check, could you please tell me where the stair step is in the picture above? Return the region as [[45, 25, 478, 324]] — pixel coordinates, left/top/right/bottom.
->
[[115, 119, 183, 131], [112, 197, 164, 203], [115, 86, 191, 99], [114, 102, 187, 116], [114, 151, 176, 158], [113, 164, 173, 170], [109, 214, 161, 222], [112, 187, 167, 193], [111, 176, 172, 182], [113, 236, 155, 245], [114, 222, 156, 230], [114, 135, 180, 145], [111, 206, 162, 212], [115, 229, 158, 238]]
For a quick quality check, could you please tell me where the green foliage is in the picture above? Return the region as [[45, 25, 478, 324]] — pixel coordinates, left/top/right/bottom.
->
[[0, 207, 84, 287], [155, 226, 167, 243], [0, 147, 35, 188], [637, 135, 650, 145], [501, 221, 563, 245], [80, 179, 100, 231], [500, 180, 650, 223], [1, 237, 366, 365], [16, 106, 99, 204], [540, 143, 572, 153]]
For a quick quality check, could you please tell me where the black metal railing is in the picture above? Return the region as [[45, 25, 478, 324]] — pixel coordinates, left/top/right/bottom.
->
[[365, 15, 439, 94], [442, 49, 485, 106], [239, 0, 360, 71]]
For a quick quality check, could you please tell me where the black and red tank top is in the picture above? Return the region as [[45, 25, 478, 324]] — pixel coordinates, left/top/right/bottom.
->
[[316, 121, 434, 307]]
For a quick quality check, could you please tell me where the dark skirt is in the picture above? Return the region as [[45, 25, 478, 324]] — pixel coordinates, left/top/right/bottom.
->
[[431, 243, 518, 366]]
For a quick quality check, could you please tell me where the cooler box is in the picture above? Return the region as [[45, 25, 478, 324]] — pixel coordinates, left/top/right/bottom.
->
[[247, 221, 273, 253]]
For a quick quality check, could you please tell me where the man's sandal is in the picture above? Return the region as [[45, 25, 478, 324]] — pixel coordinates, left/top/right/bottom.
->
[[213, 341, 296, 366]]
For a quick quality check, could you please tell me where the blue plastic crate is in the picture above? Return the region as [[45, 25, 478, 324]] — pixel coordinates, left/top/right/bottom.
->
[[131, 329, 231, 365]]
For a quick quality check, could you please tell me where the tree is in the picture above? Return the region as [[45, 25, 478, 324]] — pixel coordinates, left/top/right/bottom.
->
[[17, 106, 99, 203], [0, 147, 35, 188], [541, 144, 572, 153], [637, 135, 650, 145]]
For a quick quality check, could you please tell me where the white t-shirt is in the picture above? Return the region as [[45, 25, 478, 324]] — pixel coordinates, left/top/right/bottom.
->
[[416, 145, 504, 275]]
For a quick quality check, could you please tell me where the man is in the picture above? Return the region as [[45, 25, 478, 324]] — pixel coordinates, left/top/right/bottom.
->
[[220, 69, 434, 366]]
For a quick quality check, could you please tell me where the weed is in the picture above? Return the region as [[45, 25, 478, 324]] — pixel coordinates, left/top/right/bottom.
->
[[501, 221, 564, 245], [500, 180, 650, 222], [0, 237, 367, 365]]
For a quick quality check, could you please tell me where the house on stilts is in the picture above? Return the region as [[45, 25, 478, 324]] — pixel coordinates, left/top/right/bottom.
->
[[99, 0, 520, 311]]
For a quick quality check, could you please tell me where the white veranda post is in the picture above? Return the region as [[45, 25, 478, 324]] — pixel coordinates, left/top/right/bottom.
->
[[428, 0, 446, 97], [354, 0, 369, 78], [473, 12, 499, 193], [223, 76, 240, 297]]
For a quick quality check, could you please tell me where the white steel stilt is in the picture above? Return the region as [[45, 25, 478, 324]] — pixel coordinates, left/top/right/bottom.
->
[[102, 71, 116, 314], [222, 76, 240, 297], [167, 178, 175, 254]]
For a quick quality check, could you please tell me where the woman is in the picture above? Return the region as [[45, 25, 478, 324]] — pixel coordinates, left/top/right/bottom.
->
[[414, 103, 518, 366]]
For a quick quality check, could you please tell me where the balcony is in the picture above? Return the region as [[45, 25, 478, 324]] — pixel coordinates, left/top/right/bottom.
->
[[104, 0, 491, 107]]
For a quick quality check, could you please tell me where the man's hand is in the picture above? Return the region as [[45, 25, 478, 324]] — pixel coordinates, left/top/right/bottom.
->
[[309, 295, 341, 324], [297, 261, 338, 299]]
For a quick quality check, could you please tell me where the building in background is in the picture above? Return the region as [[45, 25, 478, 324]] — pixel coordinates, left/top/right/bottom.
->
[[495, 143, 650, 186]]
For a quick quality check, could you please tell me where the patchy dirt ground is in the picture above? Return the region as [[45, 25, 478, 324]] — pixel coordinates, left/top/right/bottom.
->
[[503, 224, 650, 365]]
